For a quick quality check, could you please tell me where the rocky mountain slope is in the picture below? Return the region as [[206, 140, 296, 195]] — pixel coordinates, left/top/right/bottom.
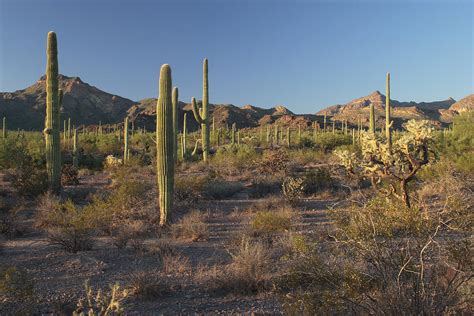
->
[[0, 75, 468, 131], [316, 90, 459, 128], [0, 75, 135, 130]]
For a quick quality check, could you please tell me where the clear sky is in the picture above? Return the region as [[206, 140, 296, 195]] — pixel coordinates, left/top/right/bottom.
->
[[0, 0, 472, 113]]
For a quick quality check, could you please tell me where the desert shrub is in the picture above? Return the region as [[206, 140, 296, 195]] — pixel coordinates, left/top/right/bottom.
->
[[249, 175, 282, 198], [9, 164, 48, 197], [297, 136, 314, 148], [202, 180, 243, 199], [252, 211, 292, 234], [174, 175, 207, 204], [314, 132, 352, 151], [438, 111, 474, 172], [162, 252, 192, 276], [61, 164, 79, 185], [212, 144, 259, 176], [281, 176, 304, 203], [42, 200, 95, 253], [126, 269, 168, 300], [302, 168, 334, 195], [255, 149, 289, 175], [0, 266, 35, 300], [73, 280, 129, 316], [83, 169, 156, 239], [288, 148, 328, 167], [0, 204, 22, 238], [205, 237, 272, 295], [171, 210, 209, 241], [277, 188, 473, 315]]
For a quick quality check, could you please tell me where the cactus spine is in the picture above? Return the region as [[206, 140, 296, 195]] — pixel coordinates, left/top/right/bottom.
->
[[385, 72, 392, 151], [191, 58, 210, 161], [73, 128, 78, 168], [123, 117, 129, 162], [172, 87, 178, 164], [369, 102, 375, 134], [156, 64, 175, 226], [44, 32, 61, 193]]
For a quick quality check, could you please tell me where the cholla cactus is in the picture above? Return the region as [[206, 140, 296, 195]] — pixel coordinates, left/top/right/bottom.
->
[[73, 279, 129, 316], [335, 119, 434, 208], [282, 176, 305, 204]]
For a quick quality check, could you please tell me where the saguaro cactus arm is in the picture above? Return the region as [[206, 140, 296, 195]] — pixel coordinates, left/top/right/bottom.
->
[[172, 87, 179, 163], [191, 97, 205, 124]]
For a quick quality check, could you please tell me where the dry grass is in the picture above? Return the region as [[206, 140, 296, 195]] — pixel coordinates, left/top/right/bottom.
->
[[171, 210, 209, 241], [197, 236, 273, 295]]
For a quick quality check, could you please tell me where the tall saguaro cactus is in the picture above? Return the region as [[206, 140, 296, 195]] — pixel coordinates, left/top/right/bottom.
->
[[191, 58, 210, 161], [172, 87, 179, 164], [182, 112, 187, 159], [72, 128, 79, 168], [44, 31, 61, 194], [2, 117, 6, 139], [385, 72, 392, 150], [156, 64, 175, 226], [123, 117, 129, 162], [369, 103, 375, 134]]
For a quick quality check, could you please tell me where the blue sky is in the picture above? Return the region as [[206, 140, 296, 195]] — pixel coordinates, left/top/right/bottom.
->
[[0, 0, 472, 113]]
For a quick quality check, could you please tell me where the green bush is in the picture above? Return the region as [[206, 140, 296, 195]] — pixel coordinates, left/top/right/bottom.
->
[[43, 200, 95, 253]]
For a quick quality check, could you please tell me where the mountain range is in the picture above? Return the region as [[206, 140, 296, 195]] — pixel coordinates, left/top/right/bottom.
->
[[0, 75, 472, 131]]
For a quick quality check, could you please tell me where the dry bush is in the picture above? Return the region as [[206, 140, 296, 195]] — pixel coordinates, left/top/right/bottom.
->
[[302, 167, 334, 195], [252, 210, 292, 235], [249, 175, 282, 198], [200, 237, 272, 295], [61, 164, 79, 185], [0, 202, 23, 239], [126, 269, 168, 300], [277, 176, 473, 316], [162, 252, 192, 276], [171, 210, 209, 242]]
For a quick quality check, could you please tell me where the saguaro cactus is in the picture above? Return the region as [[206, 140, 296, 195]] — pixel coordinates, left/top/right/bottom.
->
[[287, 127, 291, 148], [123, 117, 129, 162], [44, 32, 61, 193], [231, 123, 236, 144], [156, 64, 175, 226], [191, 58, 210, 161], [2, 117, 6, 139], [172, 87, 179, 164], [369, 103, 375, 134], [182, 112, 187, 159], [385, 72, 392, 150], [72, 128, 79, 168]]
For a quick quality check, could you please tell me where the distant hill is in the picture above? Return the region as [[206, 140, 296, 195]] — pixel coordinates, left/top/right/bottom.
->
[[0, 75, 469, 131], [316, 91, 458, 128], [0, 75, 135, 130]]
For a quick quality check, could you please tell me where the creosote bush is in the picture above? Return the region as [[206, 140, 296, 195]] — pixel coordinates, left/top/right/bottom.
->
[[42, 200, 95, 253]]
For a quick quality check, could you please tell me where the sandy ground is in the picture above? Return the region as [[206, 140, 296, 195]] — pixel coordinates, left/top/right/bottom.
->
[[0, 171, 336, 315]]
